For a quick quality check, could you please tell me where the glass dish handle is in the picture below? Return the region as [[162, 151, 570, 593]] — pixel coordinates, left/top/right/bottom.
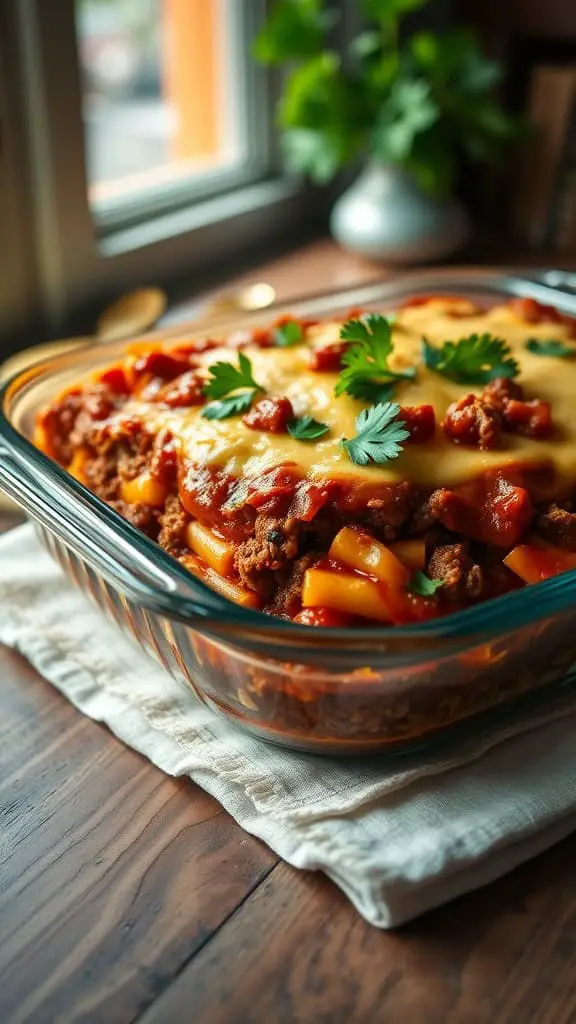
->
[[0, 447, 238, 622]]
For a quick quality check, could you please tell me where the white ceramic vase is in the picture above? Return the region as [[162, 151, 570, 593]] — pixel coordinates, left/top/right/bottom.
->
[[330, 161, 470, 264]]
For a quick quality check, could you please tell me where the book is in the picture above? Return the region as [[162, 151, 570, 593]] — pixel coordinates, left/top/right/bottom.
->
[[512, 64, 576, 247], [550, 99, 576, 251]]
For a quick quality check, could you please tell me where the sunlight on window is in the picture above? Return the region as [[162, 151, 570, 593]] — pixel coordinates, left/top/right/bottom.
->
[[75, 0, 245, 207]]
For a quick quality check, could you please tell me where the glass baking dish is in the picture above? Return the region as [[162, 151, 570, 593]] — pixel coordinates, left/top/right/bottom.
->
[[3, 267, 576, 755]]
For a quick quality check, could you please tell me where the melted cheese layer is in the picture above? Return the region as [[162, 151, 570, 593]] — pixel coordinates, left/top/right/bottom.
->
[[116, 301, 576, 490]]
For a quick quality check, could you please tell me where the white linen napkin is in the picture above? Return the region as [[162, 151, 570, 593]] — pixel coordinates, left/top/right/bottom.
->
[[2, 522, 576, 928]]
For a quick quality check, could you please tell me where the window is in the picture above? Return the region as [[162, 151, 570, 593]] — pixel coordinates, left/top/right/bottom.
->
[[76, 0, 263, 231], [0, 0, 322, 338]]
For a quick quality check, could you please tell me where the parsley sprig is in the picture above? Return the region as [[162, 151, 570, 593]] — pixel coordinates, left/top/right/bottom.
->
[[408, 571, 444, 598], [275, 320, 303, 347], [202, 353, 264, 420], [335, 315, 416, 403], [422, 333, 519, 385], [525, 337, 576, 359], [341, 402, 409, 466], [287, 415, 330, 441]]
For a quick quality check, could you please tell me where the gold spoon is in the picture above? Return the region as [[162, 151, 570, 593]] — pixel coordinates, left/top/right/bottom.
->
[[0, 287, 168, 384], [0, 281, 277, 383]]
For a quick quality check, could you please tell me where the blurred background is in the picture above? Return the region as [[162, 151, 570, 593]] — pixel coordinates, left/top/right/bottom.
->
[[76, 0, 245, 207], [0, 0, 575, 355]]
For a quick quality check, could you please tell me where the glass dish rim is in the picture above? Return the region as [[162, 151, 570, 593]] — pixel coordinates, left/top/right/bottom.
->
[[3, 266, 576, 653]]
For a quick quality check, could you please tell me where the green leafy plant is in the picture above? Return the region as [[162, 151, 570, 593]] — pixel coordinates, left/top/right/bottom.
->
[[341, 401, 409, 466], [525, 338, 576, 359], [287, 414, 330, 440], [408, 570, 443, 597], [202, 353, 264, 419], [422, 333, 519, 384], [275, 320, 304, 346], [254, 0, 524, 195], [336, 314, 416, 402]]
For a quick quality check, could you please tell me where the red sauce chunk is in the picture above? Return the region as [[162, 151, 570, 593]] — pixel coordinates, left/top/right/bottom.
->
[[242, 397, 294, 433], [99, 366, 131, 395], [399, 404, 436, 443], [442, 394, 501, 450], [435, 476, 533, 547], [293, 607, 354, 627], [502, 398, 552, 439], [132, 351, 192, 381], [150, 429, 178, 485], [309, 341, 349, 372], [510, 297, 564, 324], [289, 480, 340, 522], [155, 370, 206, 408], [244, 465, 300, 512], [169, 338, 219, 357]]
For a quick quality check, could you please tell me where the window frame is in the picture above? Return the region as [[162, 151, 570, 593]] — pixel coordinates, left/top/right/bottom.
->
[[89, 0, 272, 234], [3, 0, 325, 336]]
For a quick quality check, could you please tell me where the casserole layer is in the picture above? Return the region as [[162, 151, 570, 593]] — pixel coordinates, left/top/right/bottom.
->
[[35, 296, 576, 626]]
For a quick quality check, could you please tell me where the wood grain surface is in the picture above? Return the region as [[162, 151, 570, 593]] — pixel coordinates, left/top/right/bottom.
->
[[3, 244, 576, 1023]]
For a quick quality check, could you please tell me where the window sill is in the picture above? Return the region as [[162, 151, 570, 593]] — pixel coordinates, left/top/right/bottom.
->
[[100, 177, 309, 258]]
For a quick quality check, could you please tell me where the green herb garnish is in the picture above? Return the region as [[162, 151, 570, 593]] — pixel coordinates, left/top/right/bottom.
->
[[525, 337, 576, 359], [422, 333, 519, 385], [341, 402, 409, 467], [275, 320, 303, 347], [202, 352, 264, 420], [287, 415, 330, 441], [202, 392, 256, 421], [335, 314, 416, 403], [408, 571, 444, 597]]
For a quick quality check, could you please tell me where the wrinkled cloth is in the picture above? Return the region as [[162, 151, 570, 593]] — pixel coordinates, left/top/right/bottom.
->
[[2, 523, 576, 928]]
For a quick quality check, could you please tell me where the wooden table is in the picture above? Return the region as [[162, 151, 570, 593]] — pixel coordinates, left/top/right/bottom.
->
[[3, 244, 576, 1024]]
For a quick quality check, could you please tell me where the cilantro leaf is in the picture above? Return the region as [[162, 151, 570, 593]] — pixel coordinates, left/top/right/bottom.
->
[[335, 314, 415, 403], [275, 320, 303, 347], [341, 402, 409, 466], [202, 391, 256, 421], [422, 333, 519, 385], [408, 570, 444, 597], [287, 415, 330, 441], [526, 337, 576, 359], [203, 352, 263, 400]]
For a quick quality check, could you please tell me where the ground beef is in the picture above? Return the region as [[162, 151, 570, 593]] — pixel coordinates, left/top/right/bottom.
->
[[266, 552, 322, 619], [108, 499, 161, 539], [442, 394, 502, 450], [234, 515, 302, 595], [42, 390, 85, 463], [83, 450, 121, 502], [481, 376, 524, 410], [427, 542, 483, 603], [355, 482, 421, 542], [481, 377, 552, 439], [158, 493, 189, 555], [536, 501, 576, 550], [411, 489, 453, 534], [117, 447, 151, 482]]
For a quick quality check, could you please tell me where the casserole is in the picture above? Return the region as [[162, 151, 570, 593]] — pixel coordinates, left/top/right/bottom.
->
[[2, 268, 576, 753]]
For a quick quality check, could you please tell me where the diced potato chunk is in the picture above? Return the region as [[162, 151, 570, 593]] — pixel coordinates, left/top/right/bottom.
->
[[329, 527, 409, 588], [504, 542, 576, 583], [389, 538, 426, 571], [302, 568, 392, 622], [186, 521, 235, 576], [203, 567, 260, 609], [120, 472, 167, 507], [67, 447, 89, 484]]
